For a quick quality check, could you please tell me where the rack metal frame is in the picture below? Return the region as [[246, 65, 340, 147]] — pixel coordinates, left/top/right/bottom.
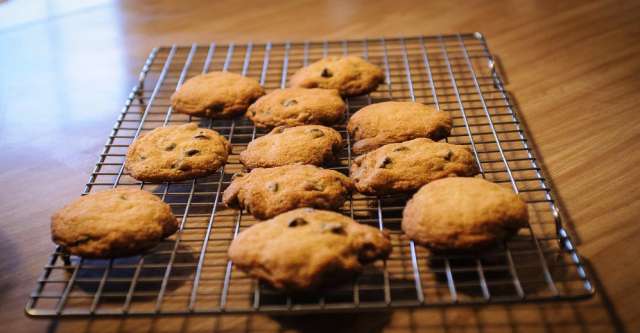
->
[[26, 33, 594, 317]]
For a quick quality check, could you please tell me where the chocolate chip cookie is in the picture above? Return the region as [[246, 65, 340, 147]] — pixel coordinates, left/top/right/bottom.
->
[[350, 138, 480, 195], [289, 56, 385, 97], [51, 189, 179, 258], [126, 123, 230, 182], [223, 164, 354, 219], [247, 88, 346, 128], [228, 208, 391, 291], [402, 178, 529, 250], [240, 125, 343, 169], [170, 71, 265, 118], [347, 101, 452, 154]]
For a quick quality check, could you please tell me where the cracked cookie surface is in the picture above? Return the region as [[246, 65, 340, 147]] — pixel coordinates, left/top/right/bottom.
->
[[170, 71, 265, 118], [289, 56, 384, 96], [350, 138, 479, 195], [51, 189, 178, 258], [402, 177, 529, 250], [247, 88, 346, 128], [240, 125, 343, 169], [347, 101, 452, 154], [126, 123, 230, 182], [228, 208, 391, 291], [223, 164, 354, 219]]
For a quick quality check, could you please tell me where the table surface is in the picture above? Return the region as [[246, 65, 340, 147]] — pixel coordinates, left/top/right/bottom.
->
[[0, 0, 638, 332]]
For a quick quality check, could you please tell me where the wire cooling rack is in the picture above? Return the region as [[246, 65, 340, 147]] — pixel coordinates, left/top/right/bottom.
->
[[26, 33, 594, 317]]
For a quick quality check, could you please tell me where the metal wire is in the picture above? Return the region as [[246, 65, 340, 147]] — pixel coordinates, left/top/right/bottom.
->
[[25, 34, 594, 317]]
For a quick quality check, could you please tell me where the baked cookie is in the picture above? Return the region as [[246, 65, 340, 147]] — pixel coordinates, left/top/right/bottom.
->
[[228, 208, 391, 291], [350, 138, 479, 195], [126, 123, 230, 182], [247, 88, 346, 128], [51, 189, 179, 258], [170, 71, 265, 118], [240, 125, 343, 169], [223, 164, 354, 219], [402, 178, 529, 250], [289, 56, 385, 96], [347, 101, 452, 154]]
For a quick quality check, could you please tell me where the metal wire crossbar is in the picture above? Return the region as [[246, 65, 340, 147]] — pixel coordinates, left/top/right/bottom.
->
[[26, 33, 593, 317]]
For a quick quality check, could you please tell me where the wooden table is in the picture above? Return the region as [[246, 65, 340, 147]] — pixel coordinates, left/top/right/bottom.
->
[[1, 0, 638, 331]]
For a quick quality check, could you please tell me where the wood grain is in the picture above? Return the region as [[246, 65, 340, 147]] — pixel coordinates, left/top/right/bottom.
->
[[0, 0, 638, 332]]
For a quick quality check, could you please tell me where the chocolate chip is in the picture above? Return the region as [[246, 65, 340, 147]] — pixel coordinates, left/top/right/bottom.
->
[[139, 155, 147, 160], [322, 222, 344, 234], [378, 156, 392, 168], [358, 242, 378, 261], [185, 149, 200, 157], [443, 150, 453, 161], [288, 217, 308, 227], [352, 125, 360, 136], [283, 99, 298, 107], [165, 143, 176, 151], [321, 68, 333, 78], [393, 146, 409, 152], [308, 128, 325, 138], [267, 181, 279, 192], [120, 194, 128, 200], [194, 132, 210, 139]]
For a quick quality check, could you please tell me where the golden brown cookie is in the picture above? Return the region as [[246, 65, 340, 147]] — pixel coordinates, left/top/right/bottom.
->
[[247, 88, 346, 128], [228, 208, 391, 291], [126, 123, 230, 182], [51, 189, 179, 258], [289, 56, 385, 97], [350, 138, 479, 195], [223, 164, 354, 220], [240, 125, 343, 169], [170, 71, 265, 118], [402, 178, 529, 250], [347, 101, 452, 154]]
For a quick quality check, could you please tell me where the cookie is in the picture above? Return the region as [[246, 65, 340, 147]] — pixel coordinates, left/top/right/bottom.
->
[[247, 88, 346, 128], [402, 178, 529, 250], [240, 125, 343, 169], [126, 123, 230, 182], [228, 208, 391, 291], [347, 101, 452, 154], [289, 56, 385, 97], [350, 138, 479, 195], [170, 71, 265, 118], [51, 189, 179, 258], [223, 164, 354, 219]]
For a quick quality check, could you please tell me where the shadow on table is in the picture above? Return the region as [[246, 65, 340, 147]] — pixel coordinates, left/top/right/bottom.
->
[[0, 229, 19, 305], [45, 259, 625, 333]]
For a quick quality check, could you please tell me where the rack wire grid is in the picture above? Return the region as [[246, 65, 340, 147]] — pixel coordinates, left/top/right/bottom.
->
[[26, 33, 594, 317]]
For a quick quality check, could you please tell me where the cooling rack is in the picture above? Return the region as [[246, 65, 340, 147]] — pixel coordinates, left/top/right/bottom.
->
[[26, 33, 594, 317]]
